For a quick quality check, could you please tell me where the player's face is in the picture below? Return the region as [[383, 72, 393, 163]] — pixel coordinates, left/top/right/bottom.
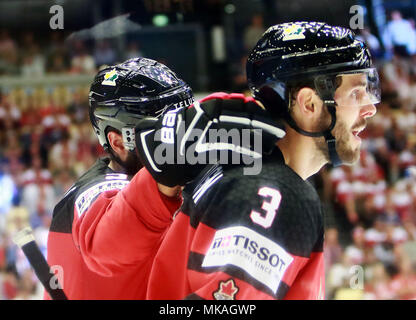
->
[[331, 73, 377, 164]]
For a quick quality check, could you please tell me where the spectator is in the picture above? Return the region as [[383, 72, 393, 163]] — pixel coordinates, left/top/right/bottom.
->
[[364, 263, 395, 299], [0, 164, 17, 234], [345, 226, 366, 265], [52, 169, 76, 200], [33, 215, 50, 258], [333, 278, 364, 300], [13, 269, 41, 300], [124, 41, 145, 60], [383, 10, 416, 57], [324, 228, 343, 271], [20, 156, 55, 228], [379, 188, 403, 225], [0, 29, 18, 75], [47, 53, 68, 74], [45, 32, 69, 73], [364, 217, 387, 247], [0, 30, 16, 59], [67, 91, 88, 124], [48, 130, 77, 173], [5, 197, 29, 236], [243, 14, 265, 52], [20, 47, 45, 77], [1, 267, 18, 300], [326, 252, 357, 299], [93, 40, 117, 67], [20, 32, 45, 77], [390, 255, 416, 299], [0, 95, 21, 129], [372, 221, 407, 275], [70, 41, 96, 74]]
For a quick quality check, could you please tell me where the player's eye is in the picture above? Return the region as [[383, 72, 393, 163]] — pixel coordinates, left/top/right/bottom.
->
[[350, 89, 365, 103]]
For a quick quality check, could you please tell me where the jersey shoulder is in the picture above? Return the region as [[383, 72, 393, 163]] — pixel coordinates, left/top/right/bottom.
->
[[50, 158, 130, 233]]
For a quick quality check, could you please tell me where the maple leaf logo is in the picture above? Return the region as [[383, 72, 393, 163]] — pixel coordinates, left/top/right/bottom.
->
[[213, 279, 239, 300]]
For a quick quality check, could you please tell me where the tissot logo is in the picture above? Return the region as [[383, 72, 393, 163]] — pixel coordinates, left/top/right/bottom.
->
[[203, 226, 293, 293], [211, 233, 287, 271]]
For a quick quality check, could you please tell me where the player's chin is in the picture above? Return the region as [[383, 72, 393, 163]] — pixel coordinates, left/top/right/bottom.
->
[[337, 141, 361, 165], [341, 148, 361, 165]]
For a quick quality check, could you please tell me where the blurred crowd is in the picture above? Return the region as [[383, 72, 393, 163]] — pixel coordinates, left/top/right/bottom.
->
[[0, 82, 100, 299], [0, 30, 103, 298], [0, 29, 145, 77], [321, 12, 416, 300], [1, 11, 416, 300], [321, 52, 416, 299]]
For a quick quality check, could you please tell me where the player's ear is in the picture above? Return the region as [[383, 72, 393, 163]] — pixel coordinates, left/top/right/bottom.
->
[[107, 131, 127, 156], [293, 88, 327, 132], [296, 88, 316, 115]]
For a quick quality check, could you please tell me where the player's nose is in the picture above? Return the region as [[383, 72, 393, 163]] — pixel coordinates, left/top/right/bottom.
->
[[360, 103, 377, 119]]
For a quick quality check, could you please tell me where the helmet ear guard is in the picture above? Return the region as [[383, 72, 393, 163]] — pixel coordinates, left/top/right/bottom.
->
[[122, 127, 136, 152]]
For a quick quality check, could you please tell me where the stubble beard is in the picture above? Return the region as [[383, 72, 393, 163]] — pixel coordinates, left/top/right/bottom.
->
[[314, 117, 363, 166], [121, 151, 143, 176], [110, 150, 143, 176]]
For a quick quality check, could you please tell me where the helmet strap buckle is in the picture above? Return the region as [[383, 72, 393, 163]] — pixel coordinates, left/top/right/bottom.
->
[[324, 134, 342, 167], [122, 127, 136, 152]]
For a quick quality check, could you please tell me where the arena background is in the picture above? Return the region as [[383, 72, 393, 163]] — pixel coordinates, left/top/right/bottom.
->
[[0, 0, 416, 300]]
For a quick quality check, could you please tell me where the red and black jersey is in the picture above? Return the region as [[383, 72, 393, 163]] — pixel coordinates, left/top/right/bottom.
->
[[47, 158, 181, 300], [147, 147, 325, 300]]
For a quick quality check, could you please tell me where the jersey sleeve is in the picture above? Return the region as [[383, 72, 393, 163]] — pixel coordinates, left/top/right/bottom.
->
[[184, 175, 324, 300], [72, 168, 182, 277]]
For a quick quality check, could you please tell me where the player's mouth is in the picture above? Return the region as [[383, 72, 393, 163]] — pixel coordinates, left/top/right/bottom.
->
[[352, 127, 365, 142]]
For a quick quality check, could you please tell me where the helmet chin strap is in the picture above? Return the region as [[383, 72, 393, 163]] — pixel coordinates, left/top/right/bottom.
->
[[322, 105, 342, 167], [284, 103, 343, 167]]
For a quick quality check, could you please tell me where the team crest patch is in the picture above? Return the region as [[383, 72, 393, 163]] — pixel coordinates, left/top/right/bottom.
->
[[213, 279, 239, 300], [282, 24, 305, 41], [102, 68, 118, 86]]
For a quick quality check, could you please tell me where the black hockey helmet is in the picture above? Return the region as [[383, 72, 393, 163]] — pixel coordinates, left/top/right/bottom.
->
[[246, 21, 380, 166], [89, 57, 194, 152]]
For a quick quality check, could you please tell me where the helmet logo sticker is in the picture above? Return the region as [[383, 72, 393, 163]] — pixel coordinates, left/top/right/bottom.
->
[[282, 24, 305, 41], [102, 68, 119, 86]]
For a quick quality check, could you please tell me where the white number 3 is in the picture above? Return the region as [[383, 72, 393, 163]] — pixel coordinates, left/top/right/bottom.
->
[[250, 187, 282, 228]]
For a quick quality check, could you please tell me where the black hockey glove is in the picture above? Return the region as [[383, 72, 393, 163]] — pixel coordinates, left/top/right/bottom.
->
[[135, 92, 285, 187]]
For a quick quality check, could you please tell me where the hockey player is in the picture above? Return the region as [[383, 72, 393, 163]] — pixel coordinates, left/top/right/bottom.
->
[[138, 22, 380, 299], [46, 57, 194, 299]]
